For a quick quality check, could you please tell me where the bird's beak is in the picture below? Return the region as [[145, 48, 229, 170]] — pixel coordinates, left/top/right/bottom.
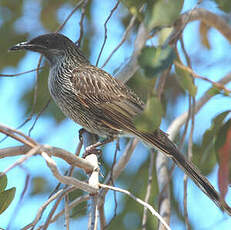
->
[[9, 41, 45, 52]]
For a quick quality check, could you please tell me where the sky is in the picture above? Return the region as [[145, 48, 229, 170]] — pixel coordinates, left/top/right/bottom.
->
[[0, 0, 231, 229]]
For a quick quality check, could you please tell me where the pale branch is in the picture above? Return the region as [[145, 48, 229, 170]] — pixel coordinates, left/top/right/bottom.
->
[[98, 204, 106, 230], [142, 150, 155, 230], [64, 194, 70, 230], [41, 151, 97, 194], [168, 8, 231, 46], [0, 123, 38, 147], [99, 184, 172, 230], [0, 145, 95, 172], [3, 146, 40, 174], [116, 22, 149, 83], [156, 150, 170, 230]]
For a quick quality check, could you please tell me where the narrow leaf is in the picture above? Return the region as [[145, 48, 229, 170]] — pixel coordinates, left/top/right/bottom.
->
[[0, 173, 7, 192], [215, 0, 231, 13], [145, 0, 183, 30], [0, 187, 16, 214], [175, 61, 197, 96], [218, 128, 231, 199]]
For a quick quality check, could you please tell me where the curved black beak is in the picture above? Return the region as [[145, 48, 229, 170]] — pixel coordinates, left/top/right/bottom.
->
[[9, 42, 46, 52]]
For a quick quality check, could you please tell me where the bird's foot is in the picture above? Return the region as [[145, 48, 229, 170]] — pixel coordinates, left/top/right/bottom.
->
[[83, 147, 102, 158], [82, 136, 115, 158]]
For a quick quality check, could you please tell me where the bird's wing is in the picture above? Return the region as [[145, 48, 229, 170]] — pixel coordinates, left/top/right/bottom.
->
[[70, 65, 144, 133]]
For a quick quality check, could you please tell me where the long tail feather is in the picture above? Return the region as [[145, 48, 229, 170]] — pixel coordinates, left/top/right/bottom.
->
[[134, 129, 231, 215]]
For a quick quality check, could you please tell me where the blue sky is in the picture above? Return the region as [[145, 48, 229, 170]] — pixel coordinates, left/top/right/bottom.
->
[[0, 0, 231, 229]]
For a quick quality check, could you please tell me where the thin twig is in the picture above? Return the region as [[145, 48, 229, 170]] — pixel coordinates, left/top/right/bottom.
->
[[3, 146, 40, 174], [28, 98, 51, 136], [22, 187, 75, 230], [35, 194, 89, 230], [101, 15, 136, 68], [96, 0, 120, 66], [98, 138, 139, 207], [77, 0, 89, 46], [142, 150, 154, 230], [99, 184, 172, 230], [7, 166, 30, 229], [0, 123, 38, 147], [0, 67, 43, 77], [180, 36, 194, 230], [175, 61, 231, 93], [56, 0, 84, 33]]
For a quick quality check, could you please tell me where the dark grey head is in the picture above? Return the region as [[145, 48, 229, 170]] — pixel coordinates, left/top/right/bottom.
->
[[9, 33, 88, 65]]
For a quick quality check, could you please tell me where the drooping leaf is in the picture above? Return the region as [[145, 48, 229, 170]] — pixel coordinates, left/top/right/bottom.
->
[[138, 46, 175, 78], [120, 0, 144, 21], [145, 0, 183, 31], [199, 21, 211, 49], [30, 176, 49, 195], [217, 127, 231, 199], [215, 0, 231, 13], [0, 173, 7, 192], [134, 96, 162, 132], [175, 61, 197, 96], [201, 111, 230, 151], [0, 187, 16, 214]]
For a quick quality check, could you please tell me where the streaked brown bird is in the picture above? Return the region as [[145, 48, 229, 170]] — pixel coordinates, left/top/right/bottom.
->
[[9, 33, 231, 214]]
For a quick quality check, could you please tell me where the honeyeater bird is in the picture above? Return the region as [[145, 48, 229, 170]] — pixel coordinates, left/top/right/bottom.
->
[[9, 33, 231, 215]]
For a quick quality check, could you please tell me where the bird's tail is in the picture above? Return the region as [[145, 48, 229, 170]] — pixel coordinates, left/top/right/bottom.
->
[[134, 129, 231, 215]]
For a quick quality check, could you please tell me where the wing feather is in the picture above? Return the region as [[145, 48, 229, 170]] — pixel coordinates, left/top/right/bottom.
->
[[70, 65, 144, 133]]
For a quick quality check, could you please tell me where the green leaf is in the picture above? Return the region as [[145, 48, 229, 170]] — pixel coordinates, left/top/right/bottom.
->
[[0, 173, 7, 192], [200, 111, 230, 155], [215, 0, 231, 13], [30, 177, 48, 195], [138, 46, 176, 78], [207, 87, 220, 97], [145, 0, 183, 30], [134, 96, 162, 132], [175, 63, 197, 96], [0, 187, 16, 214], [120, 0, 144, 21]]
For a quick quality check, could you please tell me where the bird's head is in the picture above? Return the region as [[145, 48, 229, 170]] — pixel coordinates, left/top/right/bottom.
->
[[9, 33, 85, 65]]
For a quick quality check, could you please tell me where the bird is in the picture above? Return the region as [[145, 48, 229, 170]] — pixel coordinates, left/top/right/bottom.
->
[[9, 32, 231, 215]]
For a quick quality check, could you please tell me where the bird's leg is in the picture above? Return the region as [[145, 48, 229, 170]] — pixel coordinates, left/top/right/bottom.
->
[[78, 128, 85, 142], [83, 136, 115, 158]]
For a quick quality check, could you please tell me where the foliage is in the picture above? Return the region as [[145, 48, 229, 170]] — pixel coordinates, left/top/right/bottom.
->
[[0, 0, 231, 229]]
